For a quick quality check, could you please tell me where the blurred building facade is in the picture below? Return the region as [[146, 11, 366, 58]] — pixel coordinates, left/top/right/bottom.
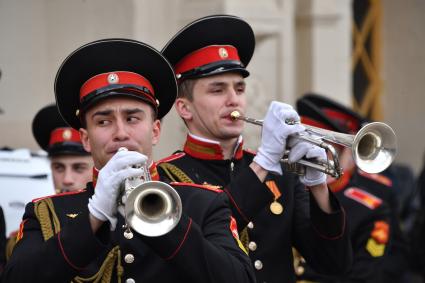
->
[[0, 0, 424, 173]]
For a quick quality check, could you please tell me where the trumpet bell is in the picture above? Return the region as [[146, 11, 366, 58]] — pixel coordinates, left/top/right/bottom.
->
[[125, 181, 182, 237], [353, 122, 397, 174]]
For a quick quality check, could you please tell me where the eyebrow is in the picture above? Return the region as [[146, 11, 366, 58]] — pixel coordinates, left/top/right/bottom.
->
[[91, 107, 145, 119], [207, 80, 246, 88]]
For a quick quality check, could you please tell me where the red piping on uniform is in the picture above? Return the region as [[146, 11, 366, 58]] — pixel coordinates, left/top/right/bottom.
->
[[164, 218, 193, 260], [312, 207, 347, 240], [156, 152, 186, 164], [57, 231, 85, 270], [223, 188, 249, 223], [170, 182, 223, 193], [32, 190, 84, 203]]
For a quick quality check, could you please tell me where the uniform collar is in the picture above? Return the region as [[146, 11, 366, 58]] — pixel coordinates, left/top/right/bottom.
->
[[183, 133, 244, 160], [91, 162, 159, 188]]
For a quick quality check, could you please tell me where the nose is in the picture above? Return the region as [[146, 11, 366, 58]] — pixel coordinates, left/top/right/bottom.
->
[[226, 88, 240, 106], [62, 167, 74, 186], [113, 118, 130, 141]]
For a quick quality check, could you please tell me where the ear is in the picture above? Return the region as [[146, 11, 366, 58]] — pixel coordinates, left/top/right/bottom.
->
[[175, 98, 193, 121], [79, 128, 92, 153], [151, 119, 161, 146]]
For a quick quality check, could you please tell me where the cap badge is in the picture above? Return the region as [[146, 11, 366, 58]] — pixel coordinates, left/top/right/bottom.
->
[[218, 47, 228, 59], [107, 73, 119, 84], [62, 129, 72, 140]]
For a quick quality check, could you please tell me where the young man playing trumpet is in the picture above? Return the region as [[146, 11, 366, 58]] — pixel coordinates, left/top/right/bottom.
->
[[158, 15, 352, 282], [2, 39, 255, 283]]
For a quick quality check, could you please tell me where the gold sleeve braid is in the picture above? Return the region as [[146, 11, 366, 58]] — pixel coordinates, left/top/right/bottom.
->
[[33, 198, 122, 283]]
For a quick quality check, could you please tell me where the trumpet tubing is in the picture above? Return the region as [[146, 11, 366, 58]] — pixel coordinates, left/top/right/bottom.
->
[[230, 111, 397, 178]]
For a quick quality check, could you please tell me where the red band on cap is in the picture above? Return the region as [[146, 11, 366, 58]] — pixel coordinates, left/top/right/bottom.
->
[[175, 45, 241, 75], [300, 116, 333, 130], [80, 71, 155, 102], [322, 108, 359, 133], [49, 127, 82, 146]]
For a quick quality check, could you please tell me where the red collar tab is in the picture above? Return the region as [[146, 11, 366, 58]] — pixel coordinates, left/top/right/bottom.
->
[[183, 134, 244, 160], [301, 116, 333, 131], [149, 163, 160, 181], [49, 127, 82, 146], [92, 167, 99, 187], [79, 71, 157, 107], [175, 45, 241, 76], [322, 108, 359, 134]]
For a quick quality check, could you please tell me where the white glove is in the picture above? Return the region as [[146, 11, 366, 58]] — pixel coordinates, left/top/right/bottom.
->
[[288, 140, 327, 186], [88, 150, 147, 230], [254, 101, 305, 175]]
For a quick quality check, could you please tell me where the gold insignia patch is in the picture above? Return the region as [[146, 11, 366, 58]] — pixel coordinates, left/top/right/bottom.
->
[[366, 238, 386, 257], [66, 213, 78, 218]]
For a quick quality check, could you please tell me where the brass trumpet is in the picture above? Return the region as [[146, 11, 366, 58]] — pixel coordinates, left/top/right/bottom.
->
[[119, 147, 182, 237], [230, 111, 397, 179]]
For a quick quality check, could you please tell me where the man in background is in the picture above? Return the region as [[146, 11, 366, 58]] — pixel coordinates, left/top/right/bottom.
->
[[297, 93, 408, 282], [32, 103, 93, 193]]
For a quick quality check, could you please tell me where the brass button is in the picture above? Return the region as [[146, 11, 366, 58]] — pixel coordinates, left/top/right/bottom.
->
[[124, 254, 135, 264], [296, 265, 305, 275], [124, 230, 134, 239], [125, 278, 135, 283], [248, 241, 257, 251], [247, 222, 254, 229], [254, 260, 263, 270]]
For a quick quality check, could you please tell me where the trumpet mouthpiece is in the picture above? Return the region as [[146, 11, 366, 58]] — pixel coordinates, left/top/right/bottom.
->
[[230, 111, 241, 120]]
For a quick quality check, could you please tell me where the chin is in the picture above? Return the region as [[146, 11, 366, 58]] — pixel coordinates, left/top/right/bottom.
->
[[221, 130, 242, 140]]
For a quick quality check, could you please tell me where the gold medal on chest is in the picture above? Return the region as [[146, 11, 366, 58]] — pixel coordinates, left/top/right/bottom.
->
[[270, 201, 283, 215]]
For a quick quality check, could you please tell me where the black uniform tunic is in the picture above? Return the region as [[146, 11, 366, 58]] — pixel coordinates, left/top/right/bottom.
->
[[157, 134, 353, 283], [2, 167, 255, 283], [296, 168, 392, 282]]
